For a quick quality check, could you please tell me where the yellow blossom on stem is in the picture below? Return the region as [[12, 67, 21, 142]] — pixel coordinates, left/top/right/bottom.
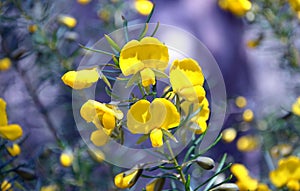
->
[[0, 98, 23, 141], [235, 96, 247, 108], [0, 58, 11, 71], [119, 37, 169, 87], [1, 180, 12, 191], [218, 0, 252, 17], [40, 184, 58, 191], [6, 143, 21, 157], [134, 0, 154, 16], [80, 100, 123, 146], [145, 178, 165, 191], [169, 58, 206, 103], [60, 151, 73, 167], [243, 109, 254, 122], [57, 15, 77, 28], [114, 169, 142, 189], [292, 97, 300, 116], [269, 156, 300, 188], [127, 98, 180, 147], [61, 68, 99, 90], [222, 128, 237, 143]]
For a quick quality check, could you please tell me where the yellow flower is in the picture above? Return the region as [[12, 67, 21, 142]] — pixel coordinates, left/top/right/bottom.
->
[[40, 185, 58, 191], [77, 0, 91, 5], [127, 98, 180, 147], [98, 9, 110, 22], [134, 0, 154, 16], [231, 163, 259, 190], [88, 149, 105, 163], [0, 58, 11, 71], [169, 58, 206, 103], [235, 96, 247, 108], [237, 135, 258, 152], [80, 100, 123, 146], [28, 25, 37, 33], [270, 156, 300, 188], [287, 179, 300, 191], [114, 169, 142, 189], [222, 128, 237, 143], [243, 109, 254, 122], [61, 68, 99, 90], [218, 0, 252, 17], [270, 144, 293, 158], [60, 151, 73, 167], [0, 98, 23, 141], [289, 0, 300, 18], [257, 183, 271, 191], [180, 98, 210, 134], [119, 37, 169, 87], [145, 178, 165, 191], [6, 143, 21, 157], [1, 180, 12, 191], [292, 97, 300, 116], [57, 15, 77, 28]]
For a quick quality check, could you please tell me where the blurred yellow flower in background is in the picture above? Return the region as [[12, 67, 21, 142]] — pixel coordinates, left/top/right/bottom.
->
[[40, 184, 58, 191], [243, 109, 254, 122], [292, 97, 300, 116], [235, 96, 247, 108], [88, 149, 105, 163], [1, 180, 12, 191], [27, 24, 37, 33], [222, 128, 237, 143], [237, 135, 259, 152], [61, 68, 99, 90], [289, 0, 300, 18], [218, 0, 252, 17], [0, 58, 11, 71], [6, 143, 21, 157], [80, 100, 123, 146], [60, 151, 73, 167], [0, 98, 23, 141], [169, 58, 205, 103], [77, 0, 91, 5], [119, 37, 169, 87], [127, 98, 180, 147], [134, 0, 154, 16], [114, 169, 142, 189], [57, 15, 77, 28], [269, 156, 300, 189]]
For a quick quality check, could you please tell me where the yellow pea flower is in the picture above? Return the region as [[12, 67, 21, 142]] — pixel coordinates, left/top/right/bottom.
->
[[60, 151, 73, 167], [243, 109, 254, 122], [292, 97, 300, 116], [270, 156, 300, 188], [235, 96, 247, 108], [127, 98, 180, 147], [6, 143, 21, 157], [134, 0, 154, 16], [77, 0, 91, 5], [222, 128, 237, 143], [145, 178, 165, 191], [169, 58, 206, 103], [180, 98, 210, 134], [57, 15, 77, 28], [237, 135, 258, 152], [40, 185, 58, 191], [61, 68, 99, 90], [28, 25, 37, 33], [287, 179, 300, 191], [1, 180, 12, 191], [0, 98, 23, 141], [0, 58, 11, 71], [218, 0, 252, 17], [114, 168, 142, 189], [80, 100, 123, 146], [119, 37, 169, 87]]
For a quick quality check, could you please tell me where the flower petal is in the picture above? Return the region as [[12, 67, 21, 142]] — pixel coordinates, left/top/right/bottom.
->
[[102, 112, 115, 130], [0, 124, 23, 141], [155, 98, 180, 130], [150, 129, 163, 147], [61, 68, 99, 90], [140, 68, 156, 87], [90, 129, 110, 146], [0, 98, 8, 126]]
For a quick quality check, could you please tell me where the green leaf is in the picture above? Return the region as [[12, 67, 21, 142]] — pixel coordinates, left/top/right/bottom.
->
[[139, 23, 149, 40], [152, 69, 168, 79], [136, 134, 149, 144], [162, 129, 178, 143], [185, 174, 191, 191], [151, 22, 160, 37], [104, 34, 121, 52], [78, 44, 115, 56], [126, 72, 141, 87], [97, 69, 112, 89]]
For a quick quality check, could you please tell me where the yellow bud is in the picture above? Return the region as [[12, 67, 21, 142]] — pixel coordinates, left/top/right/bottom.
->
[[134, 0, 154, 16], [237, 135, 258, 152], [1, 180, 12, 191], [40, 184, 58, 191], [242, 109, 254, 122], [222, 128, 237, 143], [145, 178, 165, 191], [28, 24, 37, 33], [57, 15, 77, 28], [150, 128, 163, 147], [6, 143, 21, 157], [60, 152, 73, 167], [235, 96, 247, 108], [77, 0, 91, 5], [0, 58, 11, 71], [114, 169, 142, 189]]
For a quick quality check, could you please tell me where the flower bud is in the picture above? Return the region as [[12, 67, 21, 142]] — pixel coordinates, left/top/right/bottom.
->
[[145, 178, 165, 191], [6, 143, 21, 157], [210, 183, 239, 191], [60, 151, 73, 167], [196, 156, 215, 170], [114, 168, 142, 189]]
